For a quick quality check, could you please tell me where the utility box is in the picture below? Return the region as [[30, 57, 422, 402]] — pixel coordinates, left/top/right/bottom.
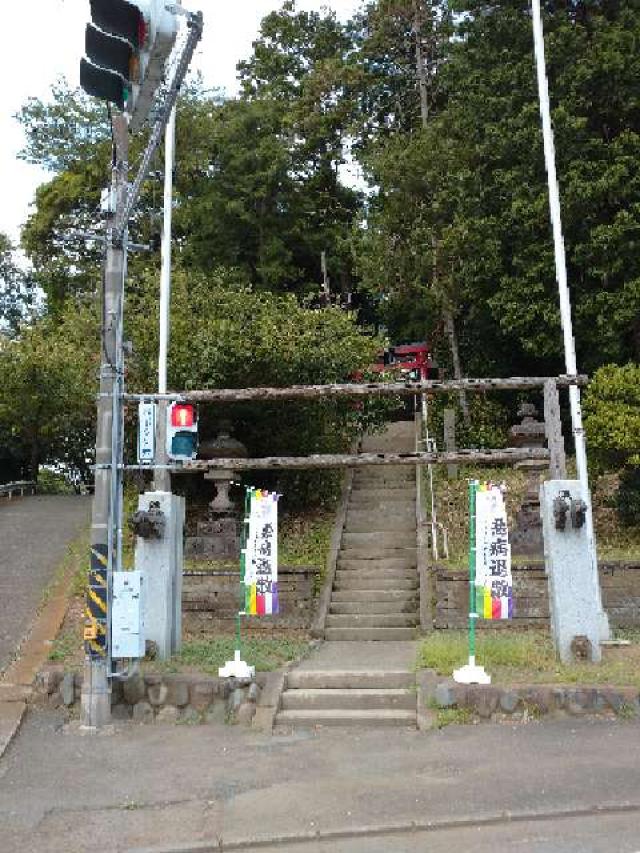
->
[[134, 491, 185, 660], [540, 479, 610, 663], [112, 571, 145, 659]]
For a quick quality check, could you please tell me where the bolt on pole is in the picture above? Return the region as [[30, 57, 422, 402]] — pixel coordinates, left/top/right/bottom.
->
[[82, 114, 129, 728]]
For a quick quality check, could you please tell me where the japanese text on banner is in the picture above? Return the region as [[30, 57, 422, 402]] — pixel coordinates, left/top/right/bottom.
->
[[475, 484, 513, 620], [244, 489, 279, 616]]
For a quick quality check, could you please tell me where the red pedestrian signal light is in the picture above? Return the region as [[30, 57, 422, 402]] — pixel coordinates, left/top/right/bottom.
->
[[167, 403, 198, 461], [171, 404, 195, 429]]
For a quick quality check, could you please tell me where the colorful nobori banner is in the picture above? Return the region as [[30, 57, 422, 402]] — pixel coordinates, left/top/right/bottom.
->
[[474, 482, 513, 620], [243, 488, 279, 616]]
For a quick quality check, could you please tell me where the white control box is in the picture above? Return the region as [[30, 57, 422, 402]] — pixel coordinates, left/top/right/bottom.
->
[[112, 571, 145, 659]]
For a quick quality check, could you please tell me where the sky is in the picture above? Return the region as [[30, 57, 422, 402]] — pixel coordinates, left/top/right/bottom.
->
[[0, 0, 361, 245]]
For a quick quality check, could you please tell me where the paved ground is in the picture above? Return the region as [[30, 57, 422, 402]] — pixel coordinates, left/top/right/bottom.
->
[[0, 495, 90, 673], [1, 710, 639, 852], [292, 640, 418, 671]]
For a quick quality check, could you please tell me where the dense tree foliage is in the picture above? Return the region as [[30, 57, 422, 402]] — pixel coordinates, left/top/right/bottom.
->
[[10, 0, 640, 496]]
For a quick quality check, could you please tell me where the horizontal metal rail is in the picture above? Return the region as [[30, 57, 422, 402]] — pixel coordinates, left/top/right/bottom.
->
[[102, 447, 549, 472], [0, 480, 37, 498], [121, 375, 587, 405]]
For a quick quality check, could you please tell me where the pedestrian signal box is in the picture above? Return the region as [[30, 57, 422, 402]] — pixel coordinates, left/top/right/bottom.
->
[[167, 403, 198, 460]]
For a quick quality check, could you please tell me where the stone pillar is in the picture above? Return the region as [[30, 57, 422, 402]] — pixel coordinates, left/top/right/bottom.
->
[[184, 423, 247, 561], [509, 403, 547, 557]]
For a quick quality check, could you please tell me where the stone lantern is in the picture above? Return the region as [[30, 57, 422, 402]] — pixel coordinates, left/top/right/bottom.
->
[[509, 402, 547, 557], [184, 421, 248, 561]]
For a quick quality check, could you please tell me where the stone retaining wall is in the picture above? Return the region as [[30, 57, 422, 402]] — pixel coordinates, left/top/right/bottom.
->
[[183, 565, 316, 629], [36, 665, 264, 725], [421, 673, 640, 722], [434, 562, 640, 629]]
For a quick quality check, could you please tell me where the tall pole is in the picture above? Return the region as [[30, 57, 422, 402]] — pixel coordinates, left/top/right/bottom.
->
[[531, 0, 608, 637], [82, 114, 129, 728], [154, 102, 177, 492]]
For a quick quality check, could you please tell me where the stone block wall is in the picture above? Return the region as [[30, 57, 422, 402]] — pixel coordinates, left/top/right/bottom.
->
[[182, 565, 316, 629], [36, 665, 264, 726], [434, 562, 640, 630]]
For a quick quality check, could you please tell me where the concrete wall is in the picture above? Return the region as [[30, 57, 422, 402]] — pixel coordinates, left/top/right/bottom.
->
[[434, 562, 640, 630]]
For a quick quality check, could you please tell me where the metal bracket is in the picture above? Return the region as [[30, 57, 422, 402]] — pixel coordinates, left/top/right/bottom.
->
[[553, 491, 571, 531], [571, 497, 587, 529]]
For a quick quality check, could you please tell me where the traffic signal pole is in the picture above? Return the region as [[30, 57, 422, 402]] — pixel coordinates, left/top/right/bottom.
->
[[154, 100, 177, 493], [82, 115, 129, 728]]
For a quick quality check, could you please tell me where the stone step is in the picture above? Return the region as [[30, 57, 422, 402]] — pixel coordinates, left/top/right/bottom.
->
[[286, 670, 414, 690], [352, 476, 415, 487], [334, 576, 418, 591], [342, 532, 414, 549], [329, 599, 417, 615], [324, 627, 417, 641], [335, 568, 416, 581], [331, 589, 418, 603], [344, 515, 415, 533], [281, 688, 415, 711], [338, 557, 417, 571], [275, 709, 416, 728], [339, 547, 417, 561], [325, 614, 418, 629]]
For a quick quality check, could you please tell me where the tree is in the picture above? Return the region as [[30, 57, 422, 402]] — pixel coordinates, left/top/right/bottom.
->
[[0, 233, 33, 333], [0, 302, 98, 480]]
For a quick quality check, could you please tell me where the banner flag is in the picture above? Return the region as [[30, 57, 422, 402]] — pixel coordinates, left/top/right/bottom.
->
[[475, 483, 513, 620], [244, 489, 279, 616]]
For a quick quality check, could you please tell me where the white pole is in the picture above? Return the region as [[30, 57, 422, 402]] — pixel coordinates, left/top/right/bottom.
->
[[159, 105, 176, 397], [531, 0, 608, 636], [154, 94, 177, 493]]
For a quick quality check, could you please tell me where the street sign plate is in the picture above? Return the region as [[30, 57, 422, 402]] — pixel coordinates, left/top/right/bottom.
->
[[138, 402, 156, 464]]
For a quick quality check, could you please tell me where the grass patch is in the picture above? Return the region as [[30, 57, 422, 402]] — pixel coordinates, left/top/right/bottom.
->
[[279, 511, 334, 568], [171, 636, 310, 674], [48, 630, 79, 663], [424, 464, 640, 568], [417, 630, 640, 687], [435, 707, 473, 728]]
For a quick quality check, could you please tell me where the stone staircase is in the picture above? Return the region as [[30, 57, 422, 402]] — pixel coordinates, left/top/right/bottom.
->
[[273, 423, 420, 730], [326, 423, 419, 641], [276, 668, 416, 728]]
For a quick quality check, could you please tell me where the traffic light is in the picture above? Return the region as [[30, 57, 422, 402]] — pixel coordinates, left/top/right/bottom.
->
[[80, 0, 178, 130], [167, 403, 198, 461]]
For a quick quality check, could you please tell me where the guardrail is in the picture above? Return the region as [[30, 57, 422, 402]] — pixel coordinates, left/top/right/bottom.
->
[[0, 481, 36, 499]]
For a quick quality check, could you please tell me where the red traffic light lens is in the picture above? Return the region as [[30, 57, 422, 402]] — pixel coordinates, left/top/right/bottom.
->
[[171, 404, 195, 428]]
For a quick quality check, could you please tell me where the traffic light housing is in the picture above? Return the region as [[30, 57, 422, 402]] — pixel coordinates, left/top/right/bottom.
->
[[167, 403, 198, 461], [80, 0, 178, 130]]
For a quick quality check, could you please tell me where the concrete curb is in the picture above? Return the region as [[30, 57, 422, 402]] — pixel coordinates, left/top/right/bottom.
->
[[128, 801, 640, 852], [0, 544, 81, 759]]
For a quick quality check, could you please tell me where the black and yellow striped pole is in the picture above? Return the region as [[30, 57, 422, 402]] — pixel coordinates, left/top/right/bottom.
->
[[84, 546, 108, 659]]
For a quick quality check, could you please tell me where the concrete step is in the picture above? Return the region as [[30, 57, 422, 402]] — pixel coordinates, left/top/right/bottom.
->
[[286, 670, 414, 690], [275, 709, 416, 728], [344, 515, 415, 533], [281, 688, 415, 711], [342, 532, 414, 549], [338, 557, 417, 571], [334, 576, 418, 591], [325, 614, 418, 629], [352, 476, 415, 488], [335, 569, 417, 583], [339, 548, 417, 561], [324, 627, 417, 641], [329, 599, 417, 615], [331, 589, 418, 603]]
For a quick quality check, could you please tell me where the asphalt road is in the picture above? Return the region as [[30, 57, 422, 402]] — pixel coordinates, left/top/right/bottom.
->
[[1, 711, 639, 852], [0, 495, 90, 673]]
